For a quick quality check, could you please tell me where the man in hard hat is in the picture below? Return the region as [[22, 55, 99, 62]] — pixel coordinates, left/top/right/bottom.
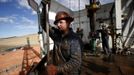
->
[[101, 24, 111, 55], [97, 23, 113, 62], [40, 10, 83, 75]]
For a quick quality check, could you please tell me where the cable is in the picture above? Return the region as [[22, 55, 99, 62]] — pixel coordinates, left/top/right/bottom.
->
[[79, 0, 81, 28]]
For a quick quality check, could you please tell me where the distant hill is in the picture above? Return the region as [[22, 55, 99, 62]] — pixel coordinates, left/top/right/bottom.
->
[[0, 34, 39, 51]]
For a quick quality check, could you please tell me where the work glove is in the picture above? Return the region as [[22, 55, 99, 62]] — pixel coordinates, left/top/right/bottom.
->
[[47, 64, 57, 75]]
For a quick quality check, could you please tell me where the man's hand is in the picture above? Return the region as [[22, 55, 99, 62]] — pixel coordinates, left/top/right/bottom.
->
[[47, 64, 57, 75]]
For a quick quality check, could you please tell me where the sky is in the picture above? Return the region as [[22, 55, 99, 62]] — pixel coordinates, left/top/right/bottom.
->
[[0, 0, 114, 38], [0, 0, 39, 38]]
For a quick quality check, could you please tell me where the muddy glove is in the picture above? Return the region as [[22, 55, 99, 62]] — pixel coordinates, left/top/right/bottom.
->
[[47, 64, 57, 75]]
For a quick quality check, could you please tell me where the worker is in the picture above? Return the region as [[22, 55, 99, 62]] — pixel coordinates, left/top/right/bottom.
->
[[97, 24, 112, 57], [40, 10, 83, 75], [97, 24, 113, 62]]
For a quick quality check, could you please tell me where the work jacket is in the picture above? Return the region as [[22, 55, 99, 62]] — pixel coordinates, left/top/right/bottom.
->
[[49, 27, 82, 75], [40, 10, 82, 75]]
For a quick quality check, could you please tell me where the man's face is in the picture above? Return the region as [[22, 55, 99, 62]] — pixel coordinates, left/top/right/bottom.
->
[[56, 20, 69, 31], [102, 26, 106, 29]]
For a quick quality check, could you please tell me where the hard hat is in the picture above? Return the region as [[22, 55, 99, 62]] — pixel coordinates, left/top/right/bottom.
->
[[54, 11, 74, 25], [101, 23, 108, 28]]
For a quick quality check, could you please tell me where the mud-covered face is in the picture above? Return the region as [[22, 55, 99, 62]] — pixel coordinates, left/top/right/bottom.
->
[[56, 20, 70, 32]]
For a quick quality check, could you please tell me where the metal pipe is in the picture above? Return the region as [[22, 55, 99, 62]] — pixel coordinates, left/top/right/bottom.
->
[[46, 2, 50, 63]]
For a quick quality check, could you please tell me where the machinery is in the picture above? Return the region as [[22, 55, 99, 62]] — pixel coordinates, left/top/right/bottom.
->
[[86, 0, 100, 54]]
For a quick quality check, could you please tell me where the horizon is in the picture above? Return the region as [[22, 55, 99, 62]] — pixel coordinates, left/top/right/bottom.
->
[[0, 33, 38, 39]]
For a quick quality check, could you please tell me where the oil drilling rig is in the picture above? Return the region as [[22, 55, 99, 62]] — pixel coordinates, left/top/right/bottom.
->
[[18, 0, 134, 75]]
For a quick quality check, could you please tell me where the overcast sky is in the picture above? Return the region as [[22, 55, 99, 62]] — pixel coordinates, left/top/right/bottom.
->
[[0, 0, 114, 38]]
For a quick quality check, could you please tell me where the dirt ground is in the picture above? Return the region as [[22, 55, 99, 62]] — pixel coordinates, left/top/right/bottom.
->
[[1, 46, 134, 75], [0, 45, 40, 75]]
